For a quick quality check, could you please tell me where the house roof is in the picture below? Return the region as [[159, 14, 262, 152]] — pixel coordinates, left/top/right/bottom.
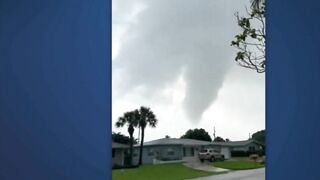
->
[[136, 138, 262, 147], [140, 138, 212, 147], [219, 139, 263, 147], [112, 142, 129, 149]]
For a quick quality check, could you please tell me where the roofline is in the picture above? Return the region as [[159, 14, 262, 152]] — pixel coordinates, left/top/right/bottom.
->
[[134, 144, 184, 148], [140, 138, 262, 147]]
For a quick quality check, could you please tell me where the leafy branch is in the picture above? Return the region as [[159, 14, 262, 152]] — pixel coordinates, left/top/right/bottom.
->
[[231, 0, 266, 73]]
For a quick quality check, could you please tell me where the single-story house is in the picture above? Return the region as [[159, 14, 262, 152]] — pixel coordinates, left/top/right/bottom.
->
[[112, 138, 264, 166], [222, 139, 264, 152], [112, 142, 129, 167], [132, 138, 232, 165]]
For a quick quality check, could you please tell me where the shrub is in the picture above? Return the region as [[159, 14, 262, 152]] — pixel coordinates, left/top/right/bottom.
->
[[249, 154, 259, 162], [231, 150, 265, 157], [231, 150, 247, 157], [158, 157, 180, 161], [257, 149, 265, 156]]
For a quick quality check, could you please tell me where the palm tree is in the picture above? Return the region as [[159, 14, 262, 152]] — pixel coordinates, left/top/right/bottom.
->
[[138, 106, 158, 165], [115, 110, 140, 165]]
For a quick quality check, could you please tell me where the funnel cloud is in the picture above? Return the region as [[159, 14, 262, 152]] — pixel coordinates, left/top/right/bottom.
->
[[113, 0, 265, 141]]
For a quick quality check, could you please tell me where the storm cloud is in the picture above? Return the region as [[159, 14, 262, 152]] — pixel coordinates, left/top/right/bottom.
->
[[113, 0, 251, 122]]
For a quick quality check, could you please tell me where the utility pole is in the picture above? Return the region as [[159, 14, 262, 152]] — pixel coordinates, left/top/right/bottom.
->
[[213, 126, 216, 140]]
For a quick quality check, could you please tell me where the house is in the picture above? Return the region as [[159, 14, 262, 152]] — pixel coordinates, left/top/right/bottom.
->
[[112, 138, 264, 166], [112, 142, 129, 167], [131, 138, 232, 165], [224, 139, 264, 152], [222, 139, 265, 157]]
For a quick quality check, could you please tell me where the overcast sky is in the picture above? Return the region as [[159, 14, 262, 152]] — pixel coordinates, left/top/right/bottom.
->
[[112, 0, 265, 142]]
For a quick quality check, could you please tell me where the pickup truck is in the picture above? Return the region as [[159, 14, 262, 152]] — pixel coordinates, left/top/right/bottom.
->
[[198, 148, 225, 162]]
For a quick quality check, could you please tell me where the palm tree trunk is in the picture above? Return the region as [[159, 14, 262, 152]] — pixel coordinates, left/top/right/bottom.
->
[[129, 134, 134, 166], [138, 128, 145, 165], [138, 126, 140, 143]]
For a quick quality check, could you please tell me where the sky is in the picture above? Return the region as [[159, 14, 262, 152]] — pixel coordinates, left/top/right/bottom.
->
[[112, 0, 265, 142]]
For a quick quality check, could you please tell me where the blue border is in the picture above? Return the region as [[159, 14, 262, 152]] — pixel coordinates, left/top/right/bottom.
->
[[0, 0, 111, 179], [267, 0, 320, 179]]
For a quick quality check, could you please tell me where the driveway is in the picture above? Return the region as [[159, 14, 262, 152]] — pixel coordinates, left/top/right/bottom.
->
[[190, 168, 265, 180], [183, 157, 229, 173]]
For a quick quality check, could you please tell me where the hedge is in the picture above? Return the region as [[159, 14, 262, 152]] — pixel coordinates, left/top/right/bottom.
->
[[231, 150, 265, 157]]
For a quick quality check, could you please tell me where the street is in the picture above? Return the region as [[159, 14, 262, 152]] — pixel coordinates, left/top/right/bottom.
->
[[190, 168, 265, 180]]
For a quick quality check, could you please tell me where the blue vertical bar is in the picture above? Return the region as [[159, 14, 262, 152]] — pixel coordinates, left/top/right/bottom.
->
[[267, 0, 320, 179], [0, 0, 111, 179]]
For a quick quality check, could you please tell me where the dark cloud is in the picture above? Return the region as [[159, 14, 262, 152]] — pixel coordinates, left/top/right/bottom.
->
[[113, 0, 250, 122]]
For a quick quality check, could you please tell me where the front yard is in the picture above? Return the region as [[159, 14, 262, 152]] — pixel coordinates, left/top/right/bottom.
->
[[113, 163, 218, 180], [210, 158, 264, 170]]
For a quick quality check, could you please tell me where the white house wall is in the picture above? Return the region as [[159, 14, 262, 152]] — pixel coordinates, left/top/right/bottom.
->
[[221, 147, 231, 159], [132, 145, 183, 165]]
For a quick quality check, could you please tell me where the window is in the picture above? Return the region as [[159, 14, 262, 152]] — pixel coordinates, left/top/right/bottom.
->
[[167, 148, 175, 155], [148, 149, 154, 156]]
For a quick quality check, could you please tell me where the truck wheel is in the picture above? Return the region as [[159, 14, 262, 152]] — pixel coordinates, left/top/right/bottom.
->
[[200, 159, 204, 163]]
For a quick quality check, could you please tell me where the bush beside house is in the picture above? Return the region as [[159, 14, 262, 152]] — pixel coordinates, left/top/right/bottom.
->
[[231, 149, 265, 157]]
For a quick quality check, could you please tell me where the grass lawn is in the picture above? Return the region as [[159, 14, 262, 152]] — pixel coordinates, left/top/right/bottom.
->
[[113, 163, 217, 180], [210, 160, 264, 170]]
